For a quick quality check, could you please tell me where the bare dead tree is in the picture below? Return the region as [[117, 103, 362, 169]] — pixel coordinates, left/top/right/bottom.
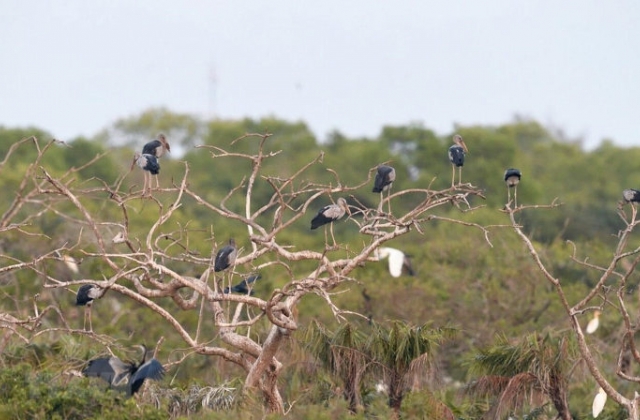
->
[[504, 198, 640, 419], [0, 134, 489, 413]]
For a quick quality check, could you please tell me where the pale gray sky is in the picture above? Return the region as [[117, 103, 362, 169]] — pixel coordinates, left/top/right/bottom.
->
[[1, 1, 639, 149]]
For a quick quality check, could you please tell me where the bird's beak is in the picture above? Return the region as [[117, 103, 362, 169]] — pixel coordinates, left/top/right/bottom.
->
[[460, 140, 469, 154], [345, 205, 352, 216]]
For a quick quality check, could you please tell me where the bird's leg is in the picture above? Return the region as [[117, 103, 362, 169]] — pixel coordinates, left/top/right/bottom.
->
[[377, 191, 384, 213], [451, 165, 456, 188], [153, 174, 160, 190], [83, 304, 93, 332], [386, 187, 392, 215], [458, 166, 462, 186], [506, 187, 512, 207], [514, 186, 518, 208], [143, 172, 149, 196], [330, 224, 337, 249]]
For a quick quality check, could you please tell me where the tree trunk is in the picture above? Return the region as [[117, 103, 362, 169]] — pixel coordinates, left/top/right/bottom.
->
[[548, 371, 571, 420], [388, 372, 404, 417]]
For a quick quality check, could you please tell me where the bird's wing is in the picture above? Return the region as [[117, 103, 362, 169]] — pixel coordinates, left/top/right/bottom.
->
[[592, 389, 607, 418], [322, 204, 343, 220], [142, 140, 161, 155], [386, 248, 404, 278], [214, 246, 233, 271], [129, 359, 165, 395], [403, 255, 416, 276], [84, 357, 132, 385]]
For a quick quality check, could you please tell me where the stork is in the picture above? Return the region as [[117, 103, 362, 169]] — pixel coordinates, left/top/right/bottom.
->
[[76, 284, 103, 331], [372, 165, 396, 213], [310, 197, 350, 248], [83, 345, 165, 396], [504, 168, 522, 207], [214, 238, 237, 272], [131, 152, 160, 195], [448, 134, 468, 187], [223, 274, 260, 295], [141, 134, 171, 189]]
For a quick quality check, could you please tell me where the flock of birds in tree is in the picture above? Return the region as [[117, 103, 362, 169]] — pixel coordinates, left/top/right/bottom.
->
[[76, 133, 640, 401]]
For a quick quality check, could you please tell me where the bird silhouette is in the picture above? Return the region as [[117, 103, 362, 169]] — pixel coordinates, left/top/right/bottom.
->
[[448, 134, 468, 187], [83, 345, 165, 396]]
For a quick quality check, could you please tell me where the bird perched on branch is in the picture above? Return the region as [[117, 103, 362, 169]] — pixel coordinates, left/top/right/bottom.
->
[[592, 387, 607, 418], [374, 247, 415, 278], [223, 274, 260, 295], [372, 165, 396, 213], [311, 197, 350, 247], [142, 133, 171, 158], [215, 238, 237, 272], [76, 284, 103, 331], [83, 345, 165, 396], [504, 168, 522, 207], [142, 133, 170, 189], [132, 152, 160, 195], [448, 134, 468, 187], [586, 310, 601, 334], [623, 189, 640, 204]]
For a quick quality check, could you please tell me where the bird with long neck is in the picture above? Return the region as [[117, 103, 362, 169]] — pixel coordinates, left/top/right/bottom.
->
[[310, 197, 350, 249], [504, 168, 522, 207], [448, 134, 468, 187], [142, 134, 171, 189], [372, 165, 396, 213]]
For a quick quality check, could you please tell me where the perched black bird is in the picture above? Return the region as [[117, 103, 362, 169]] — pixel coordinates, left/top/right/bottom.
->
[[448, 134, 468, 187], [142, 133, 171, 158], [223, 274, 260, 295], [214, 238, 237, 272], [372, 165, 396, 193], [132, 152, 160, 195], [623, 189, 640, 203], [311, 197, 350, 247], [76, 284, 103, 331], [76, 284, 101, 306], [504, 168, 522, 207], [83, 345, 165, 396], [310, 198, 350, 230]]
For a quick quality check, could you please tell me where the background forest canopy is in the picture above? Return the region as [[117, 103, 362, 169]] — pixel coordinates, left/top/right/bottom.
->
[[1, 107, 640, 418]]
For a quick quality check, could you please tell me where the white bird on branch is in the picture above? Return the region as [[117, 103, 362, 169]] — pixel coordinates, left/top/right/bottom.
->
[[586, 310, 601, 334]]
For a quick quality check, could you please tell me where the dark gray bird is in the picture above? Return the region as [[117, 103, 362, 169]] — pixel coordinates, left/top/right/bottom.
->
[[83, 345, 165, 396], [142, 133, 171, 158], [504, 168, 522, 207], [142, 134, 170, 189], [214, 238, 237, 272], [623, 189, 640, 203], [311, 197, 350, 247], [76, 284, 103, 331], [131, 152, 160, 195], [448, 134, 468, 187], [372, 165, 396, 193], [373, 165, 396, 213], [223, 274, 260, 295]]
